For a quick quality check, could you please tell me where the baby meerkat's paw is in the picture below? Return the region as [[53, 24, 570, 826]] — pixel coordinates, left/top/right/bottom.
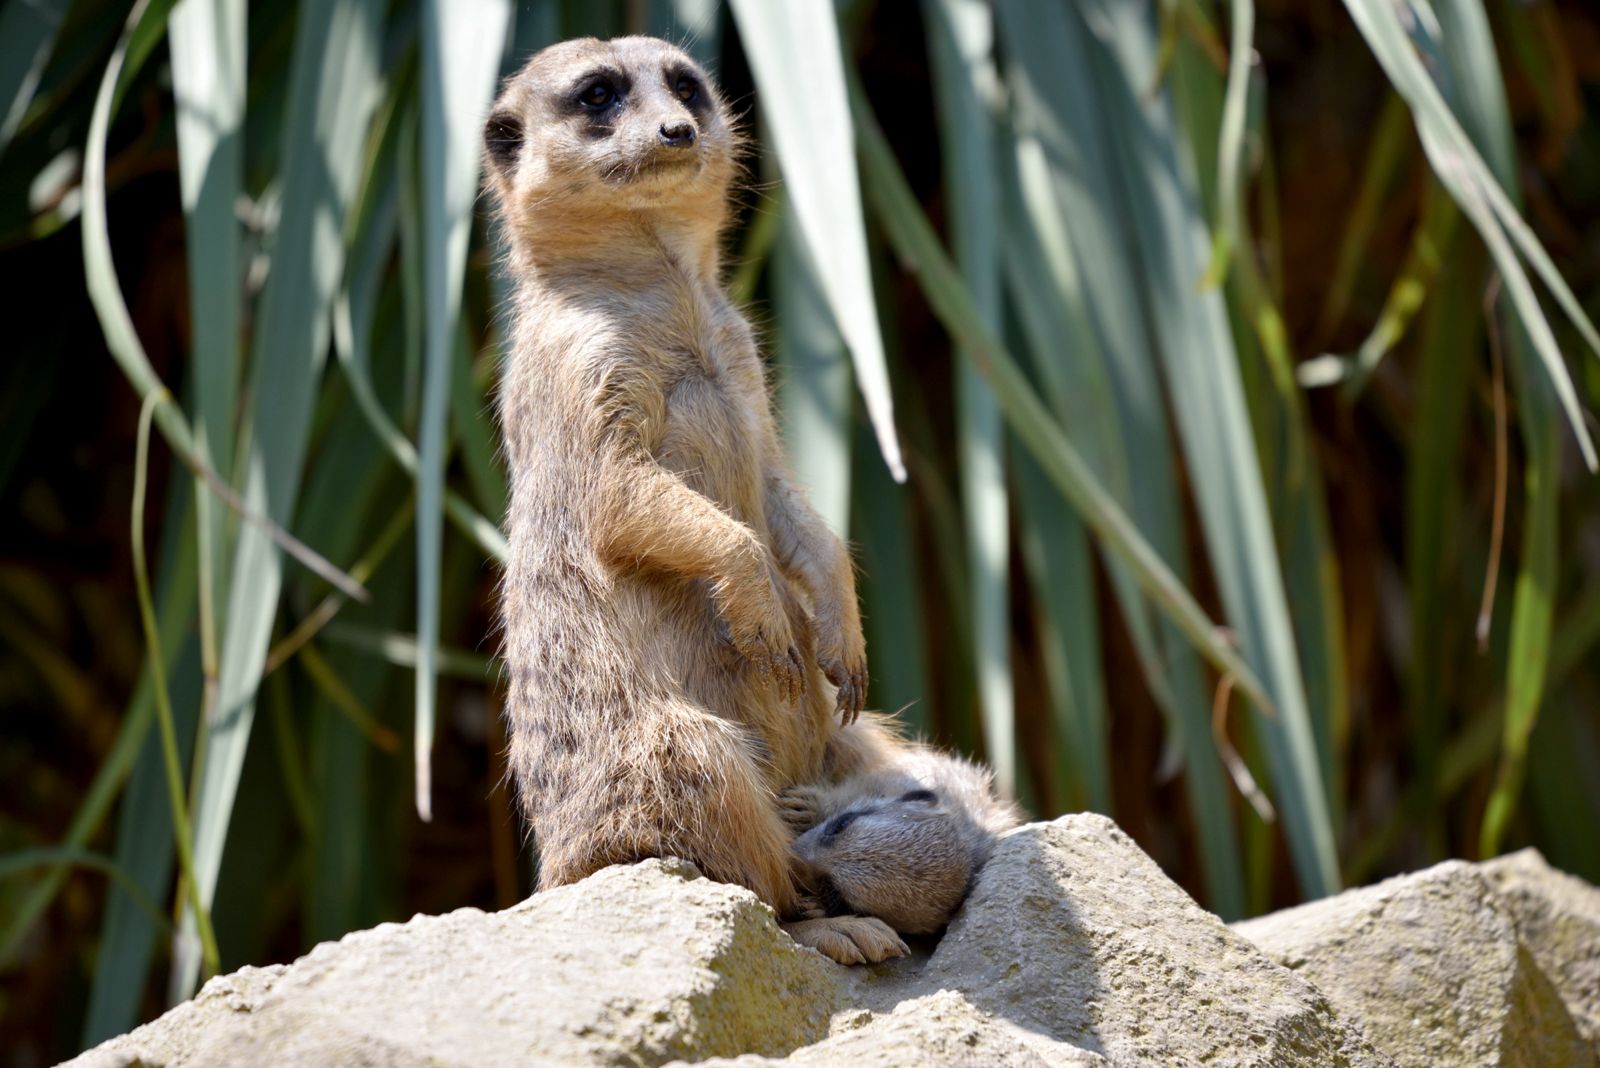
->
[[778, 784, 826, 833], [783, 916, 909, 965]]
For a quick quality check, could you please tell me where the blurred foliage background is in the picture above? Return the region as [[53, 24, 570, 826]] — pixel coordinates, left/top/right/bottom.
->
[[3, 0, 1600, 1062]]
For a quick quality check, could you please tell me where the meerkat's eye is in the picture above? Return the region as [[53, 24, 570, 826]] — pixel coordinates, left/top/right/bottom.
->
[[674, 75, 700, 104], [578, 79, 617, 109], [899, 789, 937, 804], [820, 811, 859, 844]]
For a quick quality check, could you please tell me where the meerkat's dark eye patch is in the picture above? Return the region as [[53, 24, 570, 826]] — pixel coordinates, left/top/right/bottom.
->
[[899, 789, 938, 804], [484, 109, 523, 174]]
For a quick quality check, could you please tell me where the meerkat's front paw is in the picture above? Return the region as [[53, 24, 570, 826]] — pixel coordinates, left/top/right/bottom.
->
[[778, 784, 826, 833], [815, 619, 868, 724], [721, 572, 805, 701], [783, 916, 909, 965]]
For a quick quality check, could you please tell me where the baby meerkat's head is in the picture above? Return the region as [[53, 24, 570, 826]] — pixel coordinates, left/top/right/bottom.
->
[[484, 36, 737, 234], [792, 788, 983, 936]]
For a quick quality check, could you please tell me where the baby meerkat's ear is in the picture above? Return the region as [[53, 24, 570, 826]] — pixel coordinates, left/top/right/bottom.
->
[[484, 108, 524, 175]]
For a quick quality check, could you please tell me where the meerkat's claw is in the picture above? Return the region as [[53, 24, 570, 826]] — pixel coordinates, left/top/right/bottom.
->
[[733, 626, 805, 702], [783, 916, 909, 965], [820, 658, 868, 724], [786, 645, 806, 701]]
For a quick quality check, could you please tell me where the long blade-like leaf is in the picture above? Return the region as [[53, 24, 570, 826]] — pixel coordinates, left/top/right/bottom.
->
[[774, 219, 852, 536], [998, 0, 1246, 913], [415, 0, 509, 821], [1424, 0, 1562, 858], [926, 0, 1013, 797], [169, 0, 246, 692], [1340, 0, 1598, 470], [849, 69, 1278, 729], [1075, 0, 1338, 897], [727, 0, 905, 483], [177, 0, 386, 999], [0, 0, 69, 153]]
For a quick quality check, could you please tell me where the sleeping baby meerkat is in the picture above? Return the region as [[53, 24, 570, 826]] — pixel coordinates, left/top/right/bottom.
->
[[781, 715, 1022, 935]]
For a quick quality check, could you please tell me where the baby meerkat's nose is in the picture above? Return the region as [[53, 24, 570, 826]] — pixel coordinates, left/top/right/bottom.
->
[[659, 121, 696, 148]]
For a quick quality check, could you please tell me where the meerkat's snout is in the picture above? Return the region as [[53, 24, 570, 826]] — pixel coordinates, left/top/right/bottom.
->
[[659, 121, 696, 148]]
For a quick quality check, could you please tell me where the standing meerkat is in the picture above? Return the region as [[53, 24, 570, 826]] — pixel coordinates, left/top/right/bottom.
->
[[483, 36, 900, 963]]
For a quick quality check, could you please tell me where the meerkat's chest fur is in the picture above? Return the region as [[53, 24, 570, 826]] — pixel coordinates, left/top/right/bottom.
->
[[650, 288, 769, 517]]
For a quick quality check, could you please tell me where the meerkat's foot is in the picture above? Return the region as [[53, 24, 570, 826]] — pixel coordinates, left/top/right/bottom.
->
[[778, 784, 826, 833], [783, 916, 908, 965]]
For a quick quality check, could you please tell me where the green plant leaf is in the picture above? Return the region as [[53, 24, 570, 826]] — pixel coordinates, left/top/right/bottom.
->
[[177, 0, 388, 999], [1073, 0, 1338, 897], [0, 0, 69, 153], [414, 0, 509, 820], [997, 0, 1246, 913], [1202, 0, 1251, 286], [774, 218, 852, 536], [0, 848, 172, 940], [849, 66, 1278, 736], [926, 0, 1014, 796], [169, 0, 247, 708], [727, 0, 905, 483], [1340, 0, 1599, 470]]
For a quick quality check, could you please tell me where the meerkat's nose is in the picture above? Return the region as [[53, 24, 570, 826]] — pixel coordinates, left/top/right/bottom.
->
[[659, 121, 696, 148]]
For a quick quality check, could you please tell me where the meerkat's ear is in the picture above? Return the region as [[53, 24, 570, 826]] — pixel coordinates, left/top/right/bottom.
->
[[485, 108, 524, 175]]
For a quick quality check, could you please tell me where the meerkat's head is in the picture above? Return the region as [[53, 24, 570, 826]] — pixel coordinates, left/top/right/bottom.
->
[[484, 36, 738, 248], [791, 788, 985, 936]]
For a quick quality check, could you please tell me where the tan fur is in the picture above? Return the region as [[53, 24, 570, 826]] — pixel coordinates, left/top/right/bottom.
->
[[782, 713, 1022, 935], [484, 37, 870, 931]]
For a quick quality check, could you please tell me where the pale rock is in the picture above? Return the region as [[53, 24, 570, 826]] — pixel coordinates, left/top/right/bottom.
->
[[64, 858, 838, 1067], [68, 815, 1600, 1068], [1235, 858, 1595, 1068], [1482, 847, 1600, 1047]]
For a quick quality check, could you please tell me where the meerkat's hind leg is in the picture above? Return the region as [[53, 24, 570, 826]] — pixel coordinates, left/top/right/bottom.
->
[[783, 916, 909, 965], [631, 700, 800, 915]]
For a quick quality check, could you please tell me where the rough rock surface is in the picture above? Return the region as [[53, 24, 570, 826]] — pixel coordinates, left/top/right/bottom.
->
[[910, 817, 1390, 1067], [1234, 858, 1596, 1068], [66, 858, 839, 1067], [63, 815, 1600, 1067], [1482, 848, 1600, 1045]]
